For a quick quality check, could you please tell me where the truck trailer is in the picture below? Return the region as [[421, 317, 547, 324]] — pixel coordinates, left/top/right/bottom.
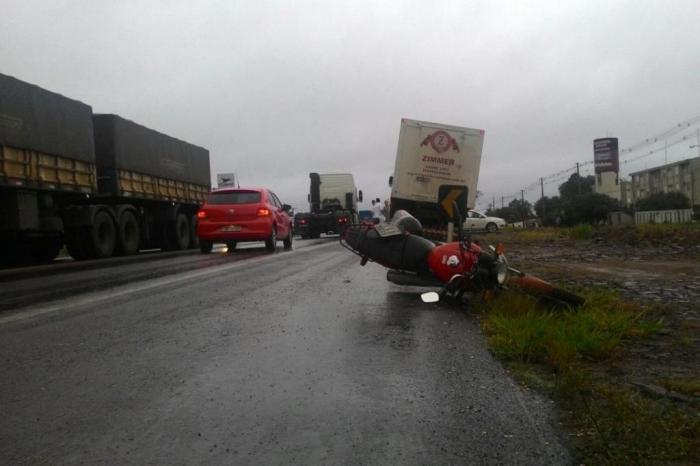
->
[[0, 73, 210, 265], [389, 118, 484, 228], [294, 173, 362, 238]]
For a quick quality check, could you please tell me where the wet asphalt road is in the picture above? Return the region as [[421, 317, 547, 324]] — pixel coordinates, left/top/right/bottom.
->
[[0, 239, 571, 465]]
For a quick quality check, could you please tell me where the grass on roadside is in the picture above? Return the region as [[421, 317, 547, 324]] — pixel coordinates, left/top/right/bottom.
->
[[507, 222, 700, 246], [477, 288, 700, 464]]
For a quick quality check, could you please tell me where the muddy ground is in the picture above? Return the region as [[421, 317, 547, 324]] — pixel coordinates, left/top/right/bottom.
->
[[482, 231, 700, 399]]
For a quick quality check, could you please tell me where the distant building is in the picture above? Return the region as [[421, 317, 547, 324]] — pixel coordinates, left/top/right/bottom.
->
[[595, 171, 632, 206], [629, 157, 700, 209]]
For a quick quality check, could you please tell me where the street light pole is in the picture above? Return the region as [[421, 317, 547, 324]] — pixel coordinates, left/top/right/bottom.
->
[[691, 128, 700, 157]]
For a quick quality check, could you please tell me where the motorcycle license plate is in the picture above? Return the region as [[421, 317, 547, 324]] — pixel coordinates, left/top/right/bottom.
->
[[220, 225, 242, 232], [374, 223, 402, 238]]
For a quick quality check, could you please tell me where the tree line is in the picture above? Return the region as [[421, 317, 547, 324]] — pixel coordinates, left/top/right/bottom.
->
[[485, 174, 692, 226]]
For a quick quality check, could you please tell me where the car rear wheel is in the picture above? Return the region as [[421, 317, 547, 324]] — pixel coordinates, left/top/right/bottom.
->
[[486, 222, 498, 233], [199, 239, 213, 254], [265, 225, 277, 252], [283, 228, 293, 249]]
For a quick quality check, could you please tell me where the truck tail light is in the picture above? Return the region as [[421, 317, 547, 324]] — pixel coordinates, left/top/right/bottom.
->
[[257, 208, 270, 217], [197, 210, 207, 219], [337, 217, 349, 224]]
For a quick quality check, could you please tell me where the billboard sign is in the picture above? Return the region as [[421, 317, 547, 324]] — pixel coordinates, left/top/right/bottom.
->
[[593, 138, 619, 174], [217, 173, 237, 188]]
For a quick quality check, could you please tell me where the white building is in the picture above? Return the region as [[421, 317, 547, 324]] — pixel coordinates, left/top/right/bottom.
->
[[629, 157, 699, 208]]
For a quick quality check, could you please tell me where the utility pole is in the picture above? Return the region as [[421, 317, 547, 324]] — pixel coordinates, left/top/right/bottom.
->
[[492, 196, 495, 212], [501, 196, 504, 209], [521, 189, 526, 227], [540, 177, 545, 223], [576, 162, 581, 194]]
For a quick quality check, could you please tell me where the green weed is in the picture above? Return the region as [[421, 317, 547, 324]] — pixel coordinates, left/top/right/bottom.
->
[[480, 289, 660, 372], [568, 224, 593, 240], [574, 386, 700, 465], [476, 288, 699, 464]]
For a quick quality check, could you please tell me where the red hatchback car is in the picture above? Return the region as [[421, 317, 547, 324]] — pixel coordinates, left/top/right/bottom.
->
[[196, 188, 293, 253]]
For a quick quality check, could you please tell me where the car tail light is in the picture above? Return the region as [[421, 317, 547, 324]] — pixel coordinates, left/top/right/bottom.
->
[[298, 218, 308, 225], [257, 208, 270, 217], [337, 217, 349, 224], [197, 210, 207, 219]]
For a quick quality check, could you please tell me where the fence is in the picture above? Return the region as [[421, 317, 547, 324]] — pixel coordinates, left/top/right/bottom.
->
[[635, 209, 694, 224]]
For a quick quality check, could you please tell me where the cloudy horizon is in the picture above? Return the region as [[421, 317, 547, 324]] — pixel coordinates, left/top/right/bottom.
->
[[2, 0, 699, 211]]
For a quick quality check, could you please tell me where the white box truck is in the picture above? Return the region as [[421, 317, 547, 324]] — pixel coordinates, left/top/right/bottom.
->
[[389, 118, 484, 227]]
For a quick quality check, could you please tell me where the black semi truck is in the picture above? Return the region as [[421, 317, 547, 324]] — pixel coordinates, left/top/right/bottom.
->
[[0, 73, 210, 265], [294, 172, 362, 238]]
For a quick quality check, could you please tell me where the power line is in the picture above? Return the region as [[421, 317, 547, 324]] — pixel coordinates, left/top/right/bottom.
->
[[620, 115, 700, 154], [488, 115, 700, 208]]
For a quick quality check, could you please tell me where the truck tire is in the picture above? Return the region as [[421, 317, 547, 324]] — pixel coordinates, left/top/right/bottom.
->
[[265, 225, 277, 252], [165, 213, 191, 251], [189, 214, 199, 249], [65, 228, 90, 260], [88, 211, 116, 259], [283, 228, 293, 249], [117, 211, 140, 256], [199, 239, 213, 254]]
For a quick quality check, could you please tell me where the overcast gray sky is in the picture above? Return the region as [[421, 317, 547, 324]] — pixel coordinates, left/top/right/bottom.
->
[[2, 0, 699, 210]]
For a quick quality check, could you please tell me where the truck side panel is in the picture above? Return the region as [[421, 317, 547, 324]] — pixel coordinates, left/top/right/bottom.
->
[[0, 145, 96, 192], [117, 169, 208, 204], [93, 114, 210, 188], [0, 73, 95, 164]]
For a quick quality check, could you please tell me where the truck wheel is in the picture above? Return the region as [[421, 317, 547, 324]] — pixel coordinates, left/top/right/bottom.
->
[[166, 213, 191, 250], [199, 239, 213, 254], [486, 222, 498, 233], [89, 211, 116, 259], [65, 228, 90, 260], [226, 241, 237, 252], [283, 228, 293, 249], [117, 211, 140, 256], [189, 214, 199, 249], [265, 225, 277, 252]]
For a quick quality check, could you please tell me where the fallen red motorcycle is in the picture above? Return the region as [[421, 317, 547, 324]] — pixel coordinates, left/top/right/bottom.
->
[[340, 209, 585, 308]]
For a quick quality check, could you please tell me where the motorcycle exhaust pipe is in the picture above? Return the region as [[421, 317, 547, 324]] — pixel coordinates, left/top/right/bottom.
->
[[386, 270, 443, 287]]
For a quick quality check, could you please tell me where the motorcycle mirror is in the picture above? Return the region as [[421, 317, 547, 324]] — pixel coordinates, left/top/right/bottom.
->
[[421, 291, 440, 303]]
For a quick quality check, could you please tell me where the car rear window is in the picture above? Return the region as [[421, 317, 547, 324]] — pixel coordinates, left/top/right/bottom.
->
[[207, 191, 261, 204]]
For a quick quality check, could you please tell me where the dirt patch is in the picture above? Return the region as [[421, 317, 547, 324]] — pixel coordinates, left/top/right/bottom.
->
[[477, 231, 700, 398]]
